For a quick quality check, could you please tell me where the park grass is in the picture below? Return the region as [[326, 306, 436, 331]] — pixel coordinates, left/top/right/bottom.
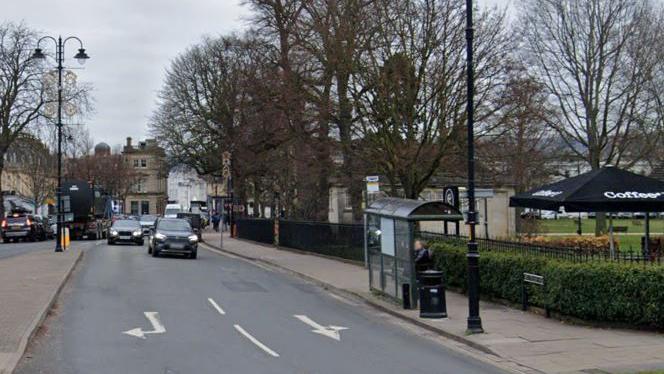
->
[[538, 217, 664, 234]]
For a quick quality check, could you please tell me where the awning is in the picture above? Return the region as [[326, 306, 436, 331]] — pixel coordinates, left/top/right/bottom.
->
[[509, 167, 664, 212]]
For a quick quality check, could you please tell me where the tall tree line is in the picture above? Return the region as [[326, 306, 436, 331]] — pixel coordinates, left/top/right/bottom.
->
[[150, 0, 664, 227]]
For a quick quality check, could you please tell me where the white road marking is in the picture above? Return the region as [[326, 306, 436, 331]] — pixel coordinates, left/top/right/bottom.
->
[[123, 312, 167, 339], [233, 324, 280, 357], [207, 297, 226, 315], [293, 314, 348, 341]]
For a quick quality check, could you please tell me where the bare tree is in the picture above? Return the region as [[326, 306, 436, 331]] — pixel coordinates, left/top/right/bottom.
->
[[355, 0, 510, 199], [0, 23, 45, 217], [517, 0, 664, 234]]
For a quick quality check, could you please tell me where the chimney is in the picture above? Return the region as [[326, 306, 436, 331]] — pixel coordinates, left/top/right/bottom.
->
[[126, 137, 132, 147]]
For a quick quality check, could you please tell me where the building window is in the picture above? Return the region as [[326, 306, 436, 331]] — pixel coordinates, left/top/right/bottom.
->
[[344, 192, 353, 210], [136, 178, 144, 193], [141, 159, 147, 168], [130, 201, 139, 215], [133, 159, 139, 167], [141, 201, 150, 215]]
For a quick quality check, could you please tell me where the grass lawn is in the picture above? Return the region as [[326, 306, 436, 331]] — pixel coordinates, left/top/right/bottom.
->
[[538, 218, 664, 234], [536, 218, 664, 253]]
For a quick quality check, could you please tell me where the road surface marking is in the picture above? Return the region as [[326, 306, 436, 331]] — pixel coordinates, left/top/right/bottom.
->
[[293, 314, 348, 341], [233, 324, 279, 357], [207, 297, 226, 315], [123, 312, 166, 339]]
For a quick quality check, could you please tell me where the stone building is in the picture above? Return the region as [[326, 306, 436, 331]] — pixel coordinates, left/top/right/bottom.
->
[[121, 137, 167, 215]]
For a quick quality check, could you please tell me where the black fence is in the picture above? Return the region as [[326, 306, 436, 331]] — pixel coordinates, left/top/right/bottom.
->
[[236, 218, 274, 245], [417, 231, 663, 265], [279, 220, 364, 262]]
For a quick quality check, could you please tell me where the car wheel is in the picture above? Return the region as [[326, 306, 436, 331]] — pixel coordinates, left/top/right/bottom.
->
[[148, 245, 152, 254], [29, 233, 36, 242], [107, 240, 114, 245], [152, 248, 159, 257], [2, 238, 8, 244], [137, 240, 144, 246], [190, 250, 197, 259]]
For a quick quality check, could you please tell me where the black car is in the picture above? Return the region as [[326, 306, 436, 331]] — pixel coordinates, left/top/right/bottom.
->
[[139, 215, 158, 236], [1, 213, 47, 242], [107, 219, 144, 245], [148, 218, 198, 259]]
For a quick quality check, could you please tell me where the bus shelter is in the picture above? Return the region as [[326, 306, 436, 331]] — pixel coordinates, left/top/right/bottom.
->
[[364, 198, 463, 308]]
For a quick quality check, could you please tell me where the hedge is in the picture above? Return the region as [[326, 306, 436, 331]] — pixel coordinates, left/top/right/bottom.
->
[[430, 241, 664, 329]]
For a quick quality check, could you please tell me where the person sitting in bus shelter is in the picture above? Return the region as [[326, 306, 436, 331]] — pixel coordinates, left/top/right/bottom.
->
[[414, 239, 434, 272]]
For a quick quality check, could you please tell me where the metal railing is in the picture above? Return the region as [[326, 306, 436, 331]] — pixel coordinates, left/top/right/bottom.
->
[[236, 218, 274, 245], [279, 220, 364, 262], [416, 231, 663, 265]]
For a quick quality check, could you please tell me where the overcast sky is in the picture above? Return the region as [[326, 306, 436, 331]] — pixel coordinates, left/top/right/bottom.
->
[[3, 0, 511, 149]]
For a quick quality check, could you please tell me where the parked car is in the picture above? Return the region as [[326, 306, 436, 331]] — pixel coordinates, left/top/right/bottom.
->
[[37, 216, 54, 239], [1, 213, 47, 242], [148, 218, 198, 259], [107, 219, 144, 246], [540, 210, 558, 220], [139, 215, 158, 236]]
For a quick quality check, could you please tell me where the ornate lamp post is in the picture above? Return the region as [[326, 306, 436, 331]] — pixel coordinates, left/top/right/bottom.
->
[[465, 0, 483, 333], [32, 36, 89, 252]]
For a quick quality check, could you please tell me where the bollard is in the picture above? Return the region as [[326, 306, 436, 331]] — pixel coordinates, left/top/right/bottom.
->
[[402, 283, 411, 310]]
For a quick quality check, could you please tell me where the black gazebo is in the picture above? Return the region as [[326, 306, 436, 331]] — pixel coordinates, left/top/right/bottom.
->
[[510, 166, 664, 256]]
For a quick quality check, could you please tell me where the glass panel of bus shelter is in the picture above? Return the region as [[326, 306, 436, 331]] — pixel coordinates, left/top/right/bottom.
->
[[394, 220, 412, 300], [381, 254, 397, 298]]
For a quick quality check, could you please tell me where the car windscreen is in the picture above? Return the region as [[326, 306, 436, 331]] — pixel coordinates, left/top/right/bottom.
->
[[112, 220, 140, 230], [164, 209, 180, 215], [157, 219, 191, 232], [140, 215, 157, 222]]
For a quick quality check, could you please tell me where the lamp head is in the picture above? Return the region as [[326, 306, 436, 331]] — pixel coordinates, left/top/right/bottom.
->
[[73, 48, 89, 65], [31, 48, 46, 60]]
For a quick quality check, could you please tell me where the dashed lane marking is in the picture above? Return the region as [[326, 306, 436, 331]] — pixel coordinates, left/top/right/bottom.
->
[[208, 297, 226, 315], [233, 324, 280, 358]]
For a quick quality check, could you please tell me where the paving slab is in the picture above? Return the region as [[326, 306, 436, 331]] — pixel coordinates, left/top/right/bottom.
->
[[0, 246, 83, 374], [202, 230, 664, 374]]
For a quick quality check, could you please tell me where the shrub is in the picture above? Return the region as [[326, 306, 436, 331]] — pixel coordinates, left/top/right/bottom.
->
[[521, 235, 617, 254], [430, 241, 664, 328]]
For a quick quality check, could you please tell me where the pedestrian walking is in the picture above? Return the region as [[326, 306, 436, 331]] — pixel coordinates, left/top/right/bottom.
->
[[211, 211, 221, 232]]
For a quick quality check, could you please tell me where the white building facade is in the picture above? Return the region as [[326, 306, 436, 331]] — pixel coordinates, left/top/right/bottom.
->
[[167, 165, 207, 212]]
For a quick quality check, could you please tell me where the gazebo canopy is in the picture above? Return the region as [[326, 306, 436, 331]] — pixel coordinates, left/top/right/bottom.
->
[[510, 167, 664, 212], [365, 197, 463, 221]]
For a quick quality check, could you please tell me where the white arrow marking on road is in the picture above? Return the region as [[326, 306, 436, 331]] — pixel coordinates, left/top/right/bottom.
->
[[123, 312, 166, 339], [293, 314, 348, 341], [234, 324, 280, 357], [208, 297, 226, 315]]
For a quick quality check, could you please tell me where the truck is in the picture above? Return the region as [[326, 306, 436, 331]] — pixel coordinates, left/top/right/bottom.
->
[[61, 180, 113, 240]]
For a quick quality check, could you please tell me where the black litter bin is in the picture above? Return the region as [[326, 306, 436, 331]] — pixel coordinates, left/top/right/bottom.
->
[[419, 270, 447, 318]]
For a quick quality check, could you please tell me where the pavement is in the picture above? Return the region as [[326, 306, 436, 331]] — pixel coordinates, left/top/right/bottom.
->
[[0, 240, 61, 261], [0, 241, 88, 374], [13, 237, 506, 373], [201, 230, 664, 374]]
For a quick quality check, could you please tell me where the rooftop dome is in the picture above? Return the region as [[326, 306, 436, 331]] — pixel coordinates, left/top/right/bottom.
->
[[94, 142, 111, 156]]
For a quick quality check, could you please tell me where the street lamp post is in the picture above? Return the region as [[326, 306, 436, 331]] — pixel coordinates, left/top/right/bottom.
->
[[32, 36, 89, 253], [465, 0, 483, 334]]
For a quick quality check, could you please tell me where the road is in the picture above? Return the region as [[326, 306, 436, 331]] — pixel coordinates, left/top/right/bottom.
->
[[0, 239, 58, 260], [15, 240, 506, 374]]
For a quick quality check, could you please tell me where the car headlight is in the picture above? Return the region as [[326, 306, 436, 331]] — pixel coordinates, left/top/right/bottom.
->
[[154, 233, 166, 241], [111, 230, 118, 236], [188, 234, 198, 242], [133, 230, 141, 236]]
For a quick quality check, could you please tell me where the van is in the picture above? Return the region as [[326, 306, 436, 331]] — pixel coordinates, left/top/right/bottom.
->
[[164, 203, 182, 218]]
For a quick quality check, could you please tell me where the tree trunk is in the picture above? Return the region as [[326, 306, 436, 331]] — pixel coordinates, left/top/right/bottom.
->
[[0, 158, 4, 219]]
